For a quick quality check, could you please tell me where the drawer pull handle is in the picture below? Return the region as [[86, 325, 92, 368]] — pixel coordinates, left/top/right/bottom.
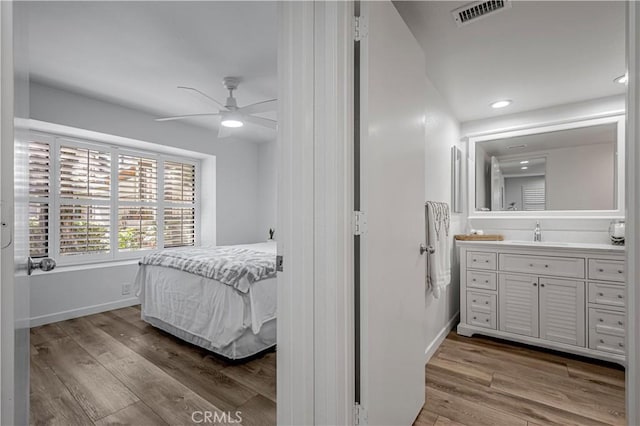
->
[[473, 316, 477, 320], [485, 260, 489, 263], [485, 318, 489, 322], [598, 292, 604, 296], [485, 280, 489, 283], [600, 339, 605, 343], [529, 263, 534, 267], [599, 318, 604, 322], [533, 283, 537, 286], [618, 294, 623, 299], [618, 321, 624, 326], [619, 343, 624, 347], [485, 301, 489, 305], [598, 268, 604, 272], [618, 270, 624, 274], [472, 279, 476, 282], [473, 300, 477, 303], [473, 259, 477, 262], [541, 283, 545, 287], [544, 264, 549, 268]]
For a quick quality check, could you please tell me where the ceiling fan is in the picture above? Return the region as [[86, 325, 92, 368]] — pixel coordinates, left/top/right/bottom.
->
[[155, 76, 277, 139]]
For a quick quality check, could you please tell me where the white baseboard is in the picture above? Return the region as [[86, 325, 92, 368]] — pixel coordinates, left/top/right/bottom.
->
[[29, 297, 140, 327], [424, 311, 460, 364]]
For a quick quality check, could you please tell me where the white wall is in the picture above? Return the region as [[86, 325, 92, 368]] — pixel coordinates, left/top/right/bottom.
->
[[257, 140, 277, 241], [28, 81, 276, 324], [545, 143, 615, 210], [423, 75, 463, 361], [463, 96, 625, 244]]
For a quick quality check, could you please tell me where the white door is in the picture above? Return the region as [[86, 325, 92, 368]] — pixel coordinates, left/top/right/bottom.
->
[[358, 2, 427, 424], [539, 278, 585, 346], [499, 273, 540, 337]]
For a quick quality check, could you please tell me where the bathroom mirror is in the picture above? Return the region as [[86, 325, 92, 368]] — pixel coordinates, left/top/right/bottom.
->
[[468, 115, 625, 216]]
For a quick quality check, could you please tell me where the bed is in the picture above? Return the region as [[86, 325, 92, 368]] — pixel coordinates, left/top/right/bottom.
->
[[134, 242, 277, 360]]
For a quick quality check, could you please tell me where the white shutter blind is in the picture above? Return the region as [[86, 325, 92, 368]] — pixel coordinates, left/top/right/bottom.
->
[[163, 161, 196, 247], [522, 185, 546, 211], [118, 155, 157, 201], [59, 205, 111, 255], [59, 143, 111, 256], [118, 154, 158, 251], [28, 141, 51, 257], [59, 145, 110, 199], [164, 161, 196, 202]]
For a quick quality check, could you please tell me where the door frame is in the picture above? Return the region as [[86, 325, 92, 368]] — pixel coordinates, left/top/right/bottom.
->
[[0, 1, 15, 424], [277, 2, 355, 425], [626, 2, 640, 424]]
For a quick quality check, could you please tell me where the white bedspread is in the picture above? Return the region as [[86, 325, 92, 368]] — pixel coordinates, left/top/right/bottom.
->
[[134, 242, 277, 349]]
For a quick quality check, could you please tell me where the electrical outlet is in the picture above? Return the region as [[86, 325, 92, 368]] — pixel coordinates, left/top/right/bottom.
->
[[121, 283, 132, 296]]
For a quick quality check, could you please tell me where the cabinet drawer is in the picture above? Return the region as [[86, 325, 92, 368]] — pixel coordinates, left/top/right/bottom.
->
[[588, 259, 625, 283], [589, 331, 625, 355], [588, 282, 625, 308], [467, 270, 497, 291], [499, 254, 585, 279], [467, 291, 496, 314], [467, 251, 497, 270], [588, 308, 625, 337]]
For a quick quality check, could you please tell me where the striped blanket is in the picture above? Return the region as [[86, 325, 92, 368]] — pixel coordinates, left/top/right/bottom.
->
[[140, 246, 276, 293]]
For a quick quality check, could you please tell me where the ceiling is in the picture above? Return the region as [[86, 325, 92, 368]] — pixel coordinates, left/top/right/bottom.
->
[[27, 1, 277, 143], [394, 1, 626, 123]]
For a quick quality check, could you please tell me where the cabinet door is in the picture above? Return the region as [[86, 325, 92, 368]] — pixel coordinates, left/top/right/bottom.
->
[[540, 278, 585, 347], [499, 274, 539, 337]]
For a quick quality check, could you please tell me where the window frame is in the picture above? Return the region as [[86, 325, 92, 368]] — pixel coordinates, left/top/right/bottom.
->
[[29, 130, 201, 266]]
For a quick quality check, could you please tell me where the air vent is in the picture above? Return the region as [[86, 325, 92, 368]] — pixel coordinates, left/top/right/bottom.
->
[[451, 0, 512, 27]]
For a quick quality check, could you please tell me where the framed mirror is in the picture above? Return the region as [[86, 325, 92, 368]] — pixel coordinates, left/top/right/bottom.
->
[[468, 115, 625, 218]]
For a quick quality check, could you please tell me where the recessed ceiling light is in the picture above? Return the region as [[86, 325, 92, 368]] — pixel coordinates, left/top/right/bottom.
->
[[520, 160, 529, 164], [614, 74, 628, 84], [490, 100, 512, 109], [521, 166, 528, 170]]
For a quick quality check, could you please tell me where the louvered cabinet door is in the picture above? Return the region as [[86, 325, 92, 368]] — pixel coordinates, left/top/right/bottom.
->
[[499, 273, 539, 337], [539, 278, 586, 347]]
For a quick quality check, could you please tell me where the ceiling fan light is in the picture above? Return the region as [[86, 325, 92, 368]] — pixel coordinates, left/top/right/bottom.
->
[[221, 118, 243, 128]]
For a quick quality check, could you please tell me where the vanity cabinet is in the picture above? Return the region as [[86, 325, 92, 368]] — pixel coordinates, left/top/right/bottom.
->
[[458, 241, 625, 364]]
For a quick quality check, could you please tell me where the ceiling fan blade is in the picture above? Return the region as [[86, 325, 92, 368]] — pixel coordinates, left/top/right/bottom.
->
[[237, 99, 278, 115], [243, 115, 278, 130], [155, 112, 220, 122], [177, 86, 227, 110], [218, 124, 233, 139]]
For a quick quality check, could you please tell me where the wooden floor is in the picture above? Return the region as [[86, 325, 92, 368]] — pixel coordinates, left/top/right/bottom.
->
[[31, 308, 625, 426], [415, 332, 626, 426], [30, 306, 276, 426]]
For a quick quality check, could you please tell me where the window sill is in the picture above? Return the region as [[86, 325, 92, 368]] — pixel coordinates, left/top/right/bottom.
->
[[30, 259, 140, 276]]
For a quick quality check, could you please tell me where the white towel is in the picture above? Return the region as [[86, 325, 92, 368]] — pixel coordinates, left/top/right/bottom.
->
[[426, 201, 451, 299]]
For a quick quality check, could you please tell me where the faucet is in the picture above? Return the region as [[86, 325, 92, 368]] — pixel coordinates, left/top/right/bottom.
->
[[534, 220, 542, 242]]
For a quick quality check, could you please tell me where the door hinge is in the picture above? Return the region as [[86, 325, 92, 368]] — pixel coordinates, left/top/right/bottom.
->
[[352, 211, 367, 236], [276, 255, 284, 272], [353, 16, 368, 41], [354, 403, 368, 425]]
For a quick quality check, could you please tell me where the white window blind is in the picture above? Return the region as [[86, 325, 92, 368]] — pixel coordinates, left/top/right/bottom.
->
[[118, 155, 158, 251], [27, 132, 200, 263], [28, 141, 51, 257], [522, 185, 546, 211], [58, 143, 111, 257], [163, 161, 196, 248]]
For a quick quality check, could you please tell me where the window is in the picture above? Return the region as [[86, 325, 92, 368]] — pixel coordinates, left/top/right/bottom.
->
[[163, 161, 196, 248], [28, 133, 199, 263]]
